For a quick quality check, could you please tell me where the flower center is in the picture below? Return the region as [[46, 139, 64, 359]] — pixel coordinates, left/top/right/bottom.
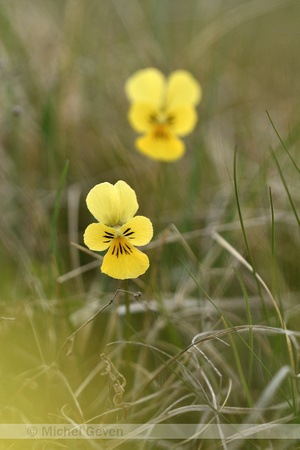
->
[[115, 229, 122, 238], [103, 226, 135, 243], [149, 111, 175, 140], [149, 111, 175, 125]]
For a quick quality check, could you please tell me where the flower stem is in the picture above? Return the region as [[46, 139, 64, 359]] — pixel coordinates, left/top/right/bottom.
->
[[123, 280, 132, 371], [124, 279, 131, 341]]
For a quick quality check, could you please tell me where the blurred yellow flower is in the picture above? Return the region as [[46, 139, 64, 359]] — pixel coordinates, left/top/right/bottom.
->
[[84, 181, 153, 280], [125, 68, 202, 161]]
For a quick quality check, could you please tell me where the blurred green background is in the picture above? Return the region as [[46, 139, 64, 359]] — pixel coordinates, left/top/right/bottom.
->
[[1, 0, 300, 448]]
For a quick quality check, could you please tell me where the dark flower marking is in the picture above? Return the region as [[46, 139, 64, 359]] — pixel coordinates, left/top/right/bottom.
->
[[112, 240, 134, 258], [167, 114, 175, 125], [124, 245, 131, 255], [123, 228, 135, 239], [103, 230, 115, 243], [149, 113, 157, 124], [105, 229, 137, 258]]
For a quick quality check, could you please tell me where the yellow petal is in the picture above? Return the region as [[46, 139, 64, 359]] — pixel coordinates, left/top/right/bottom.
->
[[101, 238, 150, 279], [125, 68, 166, 109], [135, 131, 185, 162], [115, 180, 139, 225], [120, 216, 153, 246], [86, 182, 119, 226], [166, 70, 202, 110], [127, 102, 158, 133], [84, 223, 116, 251], [167, 105, 198, 136]]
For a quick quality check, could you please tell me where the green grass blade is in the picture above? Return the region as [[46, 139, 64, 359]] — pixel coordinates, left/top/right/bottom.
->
[[50, 160, 69, 274], [269, 187, 283, 317], [234, 269, 253, 386], [233, 148, 269, 319], [267, 111, 300, 175], [271, 149, 300, 227]]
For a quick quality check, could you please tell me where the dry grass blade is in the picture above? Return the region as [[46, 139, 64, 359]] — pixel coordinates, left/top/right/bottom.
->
[[57, 259, 100, 283], [211, 231, 297, 379]]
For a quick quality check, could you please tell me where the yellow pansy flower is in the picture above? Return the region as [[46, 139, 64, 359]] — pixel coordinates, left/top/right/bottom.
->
[[84, 180, 153, 280], [125, 68, 202, 162]]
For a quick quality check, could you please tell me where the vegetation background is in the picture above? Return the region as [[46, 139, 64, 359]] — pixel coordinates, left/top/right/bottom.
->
[[0, 0, 300, 448]]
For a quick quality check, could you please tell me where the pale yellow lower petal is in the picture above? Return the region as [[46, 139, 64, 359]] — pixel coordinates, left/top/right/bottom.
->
[[84, 223, 116, 251], [136, 132, 185, 162], [167, 105, 198, 136], [101, 239, 150, 279], [127, 102, 158, 133], [166, 70, 202, 109], [119, 216, 153, 246], [114, 180, 138, 225], [86, 182, 119, 226], [125, 68, 165, 109]]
